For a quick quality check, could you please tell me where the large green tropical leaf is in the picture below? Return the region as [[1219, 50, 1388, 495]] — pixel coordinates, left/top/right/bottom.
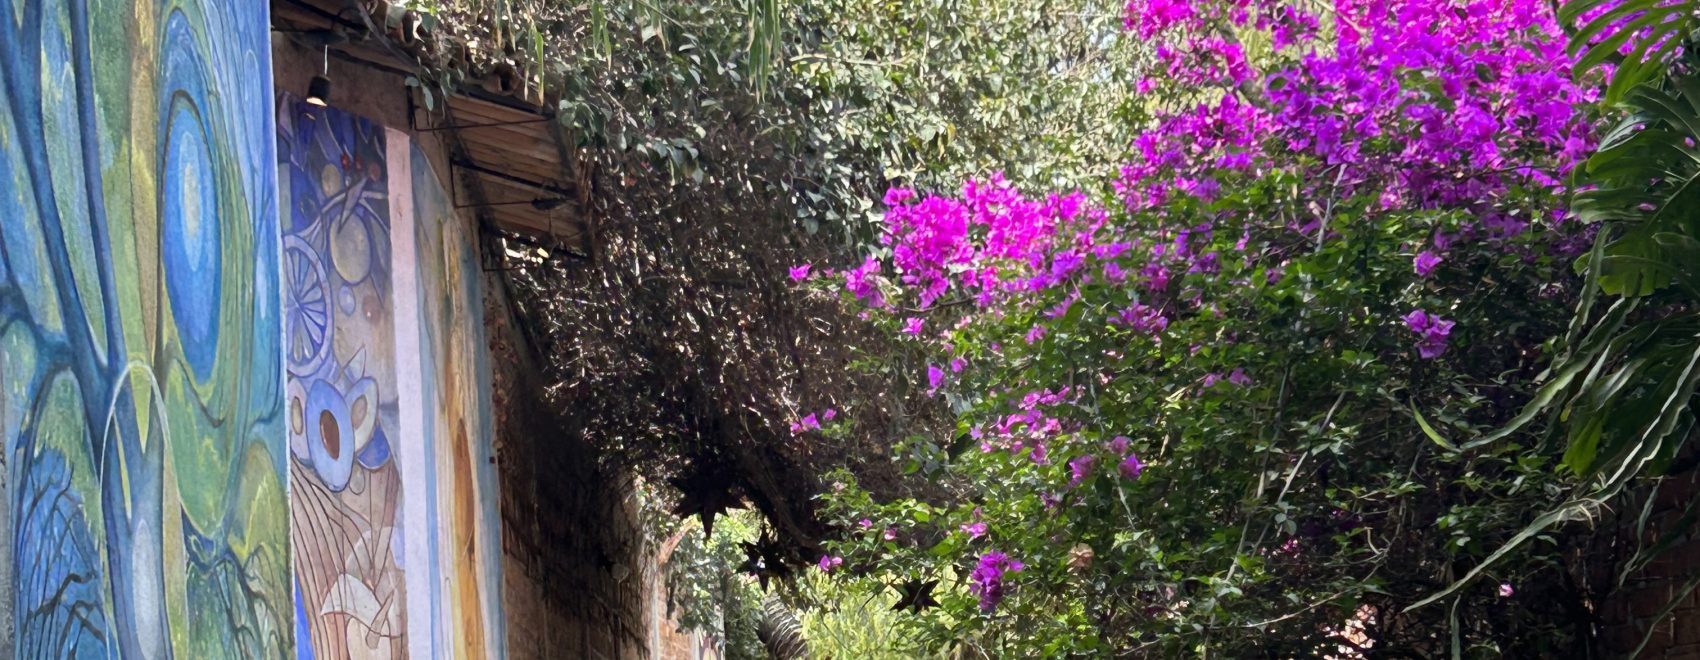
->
[[1426, 5, 1700, 608], [1562, 0, 1699, 104]]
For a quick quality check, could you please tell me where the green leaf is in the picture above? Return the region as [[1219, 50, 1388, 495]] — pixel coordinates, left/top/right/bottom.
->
[[1409, 403, 1460, 452], [1406, 502, 1595, 612]]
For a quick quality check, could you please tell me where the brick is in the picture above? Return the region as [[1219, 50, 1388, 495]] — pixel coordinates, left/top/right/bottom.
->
[[1634, 586, 1678, 619], [1646, 618, 1679, 650], [1602, 625, 1636, 656], [1675, 609, 1700, 646], [1654, 474, 1700, 512]]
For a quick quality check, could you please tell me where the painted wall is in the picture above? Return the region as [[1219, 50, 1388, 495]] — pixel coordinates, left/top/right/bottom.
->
[[391, 134, 508, 660], [279, 104, 509, 659], [0, 1, 511, 655], [279, 97, 410, 660], [0, 0, 291, 658]]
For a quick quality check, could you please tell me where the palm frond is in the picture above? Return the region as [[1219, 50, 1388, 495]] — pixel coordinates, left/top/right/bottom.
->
[[1427, 3, 1700, 608], [1562, 0, 1699, 104]]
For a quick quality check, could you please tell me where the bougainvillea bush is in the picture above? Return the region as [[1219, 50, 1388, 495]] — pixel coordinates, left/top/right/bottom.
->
[[802, 0, 1618, 654]]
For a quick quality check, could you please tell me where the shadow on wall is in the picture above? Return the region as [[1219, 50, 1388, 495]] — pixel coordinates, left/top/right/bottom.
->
[[483, 253, 657, 659]]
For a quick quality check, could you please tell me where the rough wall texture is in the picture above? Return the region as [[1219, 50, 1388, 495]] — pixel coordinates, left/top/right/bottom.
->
[[484, 268, 659, 660]]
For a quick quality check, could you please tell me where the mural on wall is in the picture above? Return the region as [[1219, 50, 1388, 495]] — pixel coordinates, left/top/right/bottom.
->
[[0, 0, 292, 658], [392, 138, 507, 659], [279, 97, 409, 660]]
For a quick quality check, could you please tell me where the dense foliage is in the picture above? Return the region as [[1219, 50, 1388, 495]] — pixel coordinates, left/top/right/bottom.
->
[[410, 0, 944, 559], [804, 0, 1638, 654], [653, 509, 769, 660], [787, 0, 1146, 240], [410, 0, 1163, 643], [403, 0, 1155, 564], [412, 0, 1700, 654], [1470, 0, 1700, 540]]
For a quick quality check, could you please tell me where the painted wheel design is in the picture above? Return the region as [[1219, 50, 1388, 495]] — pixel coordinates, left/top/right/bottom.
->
[[284, 235, 334, 377]]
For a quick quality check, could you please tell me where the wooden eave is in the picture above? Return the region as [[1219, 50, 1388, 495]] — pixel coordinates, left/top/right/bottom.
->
[[270, 0, 593, 259]]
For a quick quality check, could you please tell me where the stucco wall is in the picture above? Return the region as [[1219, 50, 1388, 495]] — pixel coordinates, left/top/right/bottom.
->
[[0, 3, 696, 656], [1, 2, 290, 656]]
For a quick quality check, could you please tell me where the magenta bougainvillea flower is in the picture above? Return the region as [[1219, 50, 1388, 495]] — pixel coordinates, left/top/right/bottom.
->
[[1112, 302, 1169, 335], [818, 0, 1595, 636], [969, 551, 1025, 611], [1414, 251, 1442, 277], [789, 263, 811, 281], [1119, 454, 1144, 480], [789, 413, 821, 434], [1068, 454, 1097, 489], [1403, 309, 1456, 359]]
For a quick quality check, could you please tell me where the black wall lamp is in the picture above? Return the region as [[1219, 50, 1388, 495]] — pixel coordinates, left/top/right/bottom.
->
[[306, 46, 332, 107]]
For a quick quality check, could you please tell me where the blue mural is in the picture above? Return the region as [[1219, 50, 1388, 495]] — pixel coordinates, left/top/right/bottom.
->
[[279, 96, 411, 660], [0, 0, 291, 657]]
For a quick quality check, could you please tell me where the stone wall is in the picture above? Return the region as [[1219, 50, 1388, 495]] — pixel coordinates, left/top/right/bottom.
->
[[484, 251, 658, 659]]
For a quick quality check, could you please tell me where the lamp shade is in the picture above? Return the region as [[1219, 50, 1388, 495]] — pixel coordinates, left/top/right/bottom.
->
[[305, 74, 332, 107]]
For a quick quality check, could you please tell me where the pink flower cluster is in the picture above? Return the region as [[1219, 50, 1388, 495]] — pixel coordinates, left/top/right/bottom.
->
[[1118, 0, 1594, 251], [1066, 436, 1146, 494], [1403, 309, 1456, 359], [880, 176, 1103, 310], [829, 0, 1596, 593], [969, 387, 1082, 464], [789, 408, 837, 434], [849, 0, 1595, 373], [969, 551, 1025, 611]]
